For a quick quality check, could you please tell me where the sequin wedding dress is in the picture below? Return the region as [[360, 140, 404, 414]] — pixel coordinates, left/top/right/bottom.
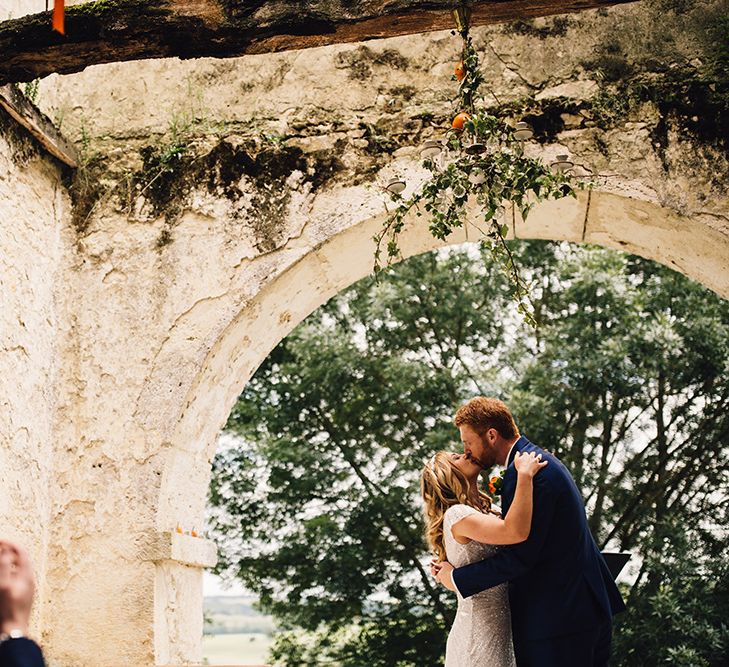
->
[[443, 504, 516, 667]]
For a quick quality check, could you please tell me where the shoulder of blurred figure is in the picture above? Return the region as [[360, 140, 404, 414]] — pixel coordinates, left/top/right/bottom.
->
[[0, 636, 46, 666]]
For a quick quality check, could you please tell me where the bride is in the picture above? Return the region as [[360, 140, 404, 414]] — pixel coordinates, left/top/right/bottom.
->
[[421, 450, 547, 667]]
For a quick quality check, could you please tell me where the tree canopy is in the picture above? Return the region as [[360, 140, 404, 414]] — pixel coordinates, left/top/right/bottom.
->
[[209, 241, 729, 666]]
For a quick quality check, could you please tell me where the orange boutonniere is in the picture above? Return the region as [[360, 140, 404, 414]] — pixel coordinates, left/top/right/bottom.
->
[[487, 470, 506, 497]]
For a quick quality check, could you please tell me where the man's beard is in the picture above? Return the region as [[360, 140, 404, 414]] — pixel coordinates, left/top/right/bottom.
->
[[466, 452, 489, 469]]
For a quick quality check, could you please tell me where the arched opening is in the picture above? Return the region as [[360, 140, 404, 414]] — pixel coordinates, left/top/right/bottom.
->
[[151, 189, 729, 663], [202, 233, 729, 665]]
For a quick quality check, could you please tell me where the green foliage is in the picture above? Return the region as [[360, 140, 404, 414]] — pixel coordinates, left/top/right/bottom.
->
[[22, 79, 40, 105], [68, 121, 110, 234], [210, 242, 729, 666], [210, 248, 513, 664], [67, 0, 121, 15], [613, 521, 729, 667], [268, 610, 446, 667], [138, 139, 191, 201], [203, 596, 276, 635], [713, 15, 729, 80], [203, 609, 215, 637], [375, 36, 576, 327]]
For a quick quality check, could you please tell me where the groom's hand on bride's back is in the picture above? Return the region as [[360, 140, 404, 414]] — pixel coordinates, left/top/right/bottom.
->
[[430, 558, 456, 592]]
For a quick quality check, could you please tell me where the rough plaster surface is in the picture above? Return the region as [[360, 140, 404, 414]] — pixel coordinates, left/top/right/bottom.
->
[[0, 115, 65, 638], [0, 1, 728, 665]]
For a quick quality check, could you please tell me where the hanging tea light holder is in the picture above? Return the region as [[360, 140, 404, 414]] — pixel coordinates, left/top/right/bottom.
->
[[464, 140, 487, 156], [513, 121, 534, 141], [550, 154, 574, 174], [420, 139, 442, 159], [385, 178, 407, 195]]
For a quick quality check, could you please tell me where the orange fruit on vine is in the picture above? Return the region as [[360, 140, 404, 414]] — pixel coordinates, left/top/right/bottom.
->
[[455, 61, 466, 81], [451, 112, 471, 131]]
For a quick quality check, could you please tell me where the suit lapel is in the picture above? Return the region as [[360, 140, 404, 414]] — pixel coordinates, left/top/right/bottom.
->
[[508, 436, 530, 466]]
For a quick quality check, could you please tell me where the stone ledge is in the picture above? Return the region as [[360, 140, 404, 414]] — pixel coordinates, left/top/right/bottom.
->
[[139, 530, 217, 568]]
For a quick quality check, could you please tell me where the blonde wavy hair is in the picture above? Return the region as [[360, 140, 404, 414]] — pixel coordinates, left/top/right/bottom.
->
[[420, 450, 494, 562]]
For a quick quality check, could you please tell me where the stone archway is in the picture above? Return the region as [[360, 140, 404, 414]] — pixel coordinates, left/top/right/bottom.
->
[[1, 0, 728, 665], [32, 171, 729, 666], [159, 187, 729, 535], [149, 186, 728, 664]]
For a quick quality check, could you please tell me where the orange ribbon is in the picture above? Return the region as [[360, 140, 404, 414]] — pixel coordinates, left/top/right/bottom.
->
[[52, 0, 64, 35]]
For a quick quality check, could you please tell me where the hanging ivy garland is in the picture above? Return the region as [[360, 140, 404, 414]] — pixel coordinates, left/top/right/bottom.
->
[[373, 13, 580, 327]]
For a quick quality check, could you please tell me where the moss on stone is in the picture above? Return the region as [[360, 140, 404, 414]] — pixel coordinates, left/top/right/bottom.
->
[[135, 141, 194, 223], [67, 0, 122, 16], [66, 0, 169, 18], [155, 225, 173, 248], [336, 45, 409, 81], [106, 135, 347, 249], [361, 123, 399, 156], [505, 16, 572, 39], [67, 153, 109, 234], [0, 108, 40, 166], [523, 99, 582, 141], [589, 72, 729, 146], [389, 85, 417, 101], [582, 38, 636, 84]]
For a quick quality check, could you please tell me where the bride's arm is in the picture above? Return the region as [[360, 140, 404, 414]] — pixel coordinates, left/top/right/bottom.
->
[[452, 452, 547, 545]]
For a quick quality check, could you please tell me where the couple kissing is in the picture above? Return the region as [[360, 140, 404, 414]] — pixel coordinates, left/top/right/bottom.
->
[[421, 397, 625, 667]]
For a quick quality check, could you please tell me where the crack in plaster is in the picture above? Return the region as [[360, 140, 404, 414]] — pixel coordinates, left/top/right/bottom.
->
[[231, 211, 314, 270], [696, 210, 729, 223], [486, 42, 536, 90], [132, 291, 230, 421], [2, 345, 29, 356]]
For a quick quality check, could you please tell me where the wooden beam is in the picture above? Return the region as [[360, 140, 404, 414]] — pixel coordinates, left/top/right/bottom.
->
[[0, 0, 637, 85], [0, 84, 79, 167]]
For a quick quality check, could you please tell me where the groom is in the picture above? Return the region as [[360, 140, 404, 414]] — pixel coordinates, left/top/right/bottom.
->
[[432, 397, 625, 667]]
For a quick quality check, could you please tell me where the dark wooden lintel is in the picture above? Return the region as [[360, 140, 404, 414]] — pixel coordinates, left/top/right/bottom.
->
[[0, 0, 637, 85], [0, 84, 79, 167]]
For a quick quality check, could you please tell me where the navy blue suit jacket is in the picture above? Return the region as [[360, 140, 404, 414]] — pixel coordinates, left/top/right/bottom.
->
[[452, 437, 625, 641], [0, 637, 46, 666]]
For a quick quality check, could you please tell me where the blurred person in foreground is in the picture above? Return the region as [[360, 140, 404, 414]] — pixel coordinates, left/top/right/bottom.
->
[[0, 541, 45, 666]]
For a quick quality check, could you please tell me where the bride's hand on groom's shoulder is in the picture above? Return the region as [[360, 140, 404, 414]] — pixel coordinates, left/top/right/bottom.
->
[[514, 451, 549, 478]]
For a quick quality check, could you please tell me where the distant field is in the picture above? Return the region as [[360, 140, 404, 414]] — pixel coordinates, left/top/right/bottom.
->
[[204, 595, 276, 635], [206, 613, 275, 635], [203, 632, 271, 666]]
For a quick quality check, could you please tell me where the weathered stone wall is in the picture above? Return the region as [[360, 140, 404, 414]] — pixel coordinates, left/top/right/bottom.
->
[[35, 0, 729, 220], [0, 0, 727, 665], [0, 109, 66, 634]]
